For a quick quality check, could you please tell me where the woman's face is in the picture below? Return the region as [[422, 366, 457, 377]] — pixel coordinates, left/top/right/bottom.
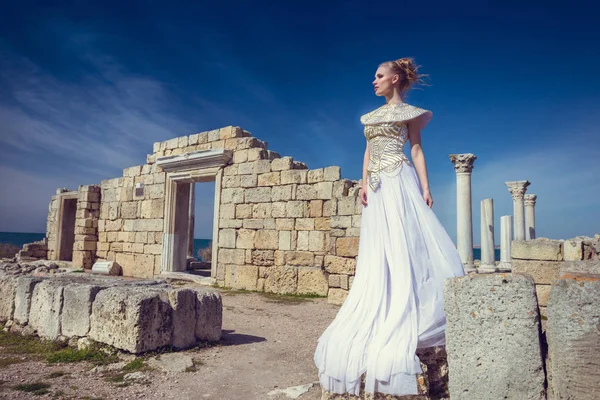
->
[[372, 65, 398, 97]]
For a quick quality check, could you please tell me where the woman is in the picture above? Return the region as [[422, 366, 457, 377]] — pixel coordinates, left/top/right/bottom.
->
[[314, 58, 466, 396]]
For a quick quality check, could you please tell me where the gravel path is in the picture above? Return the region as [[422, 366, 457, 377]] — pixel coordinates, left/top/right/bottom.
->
[[0, 286, 339, 400]]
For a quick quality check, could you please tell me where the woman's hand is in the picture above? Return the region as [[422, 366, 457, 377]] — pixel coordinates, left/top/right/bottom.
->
[[360, 184, 368, 206], [423, 189, 434, 208]]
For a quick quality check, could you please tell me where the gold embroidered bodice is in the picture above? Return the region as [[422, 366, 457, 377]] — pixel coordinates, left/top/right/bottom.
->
[[360, 102, 432, 191]]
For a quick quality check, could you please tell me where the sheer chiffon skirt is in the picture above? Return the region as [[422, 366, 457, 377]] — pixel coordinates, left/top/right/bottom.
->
[[314, 163, 465, 396]]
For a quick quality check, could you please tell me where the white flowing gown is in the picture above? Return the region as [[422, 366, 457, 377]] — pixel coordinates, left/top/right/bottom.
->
[[314, 102, 466, 396]]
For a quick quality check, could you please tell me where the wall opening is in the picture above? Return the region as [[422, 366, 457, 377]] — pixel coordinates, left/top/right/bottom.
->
[[187, 181, 215, 278], [58, 198, 77, 261]]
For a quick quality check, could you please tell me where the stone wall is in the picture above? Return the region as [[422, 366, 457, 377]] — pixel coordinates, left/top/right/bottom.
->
[[511, 235, 600, 323], [39, 125, 364, 303]]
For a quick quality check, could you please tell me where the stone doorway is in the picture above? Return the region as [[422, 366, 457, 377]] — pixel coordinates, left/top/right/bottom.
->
[[157, 149, 232, 280], [56, 193, 78, 261]]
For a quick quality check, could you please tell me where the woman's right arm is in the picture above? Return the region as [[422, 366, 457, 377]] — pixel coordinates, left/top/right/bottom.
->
[[360, 142, 369, 206]]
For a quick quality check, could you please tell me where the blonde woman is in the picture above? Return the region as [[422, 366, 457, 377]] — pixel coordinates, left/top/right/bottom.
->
[[314, 58, 465, 396]]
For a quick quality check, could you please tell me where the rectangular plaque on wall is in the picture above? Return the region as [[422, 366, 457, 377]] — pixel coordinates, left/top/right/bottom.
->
[[135, 183, 144, 197]]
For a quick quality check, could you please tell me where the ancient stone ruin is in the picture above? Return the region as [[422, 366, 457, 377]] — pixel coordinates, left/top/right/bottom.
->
[[34, 126, 363, 304]]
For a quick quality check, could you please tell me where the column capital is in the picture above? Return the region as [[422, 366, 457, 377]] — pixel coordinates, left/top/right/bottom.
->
[[449, 153, 477, 173], [505, 180, 531, 200], [524, 194, 537, 207]]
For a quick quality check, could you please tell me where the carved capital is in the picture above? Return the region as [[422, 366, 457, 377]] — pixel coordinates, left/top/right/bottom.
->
[[449, 153, 477, 174], [505, 180, 531, 201], [524, 194, 537, 207]]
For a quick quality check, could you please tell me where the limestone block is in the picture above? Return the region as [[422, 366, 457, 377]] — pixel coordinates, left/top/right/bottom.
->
[[254, 160, 271, 174], [315, 182, 333, 200], [264, 266, 298, 294], [61, 284, 104, 337], [89, 287, 173, 353], [0, 276, 17, 322], [167, 288, 197, 349], [512, 259, 561, 284], [252, 250, 275, 266], [144, 244, 162, 255], [279, 231, 292, 251], [219, 249, 246, 265], [220, 204, 236, 219], [195, 289, 222, 342], [328, 274, 341, 288], [337, 197, 356, 216], [234, 266, 259, 290], [512, 238, 563, 261], [297, 231, 309, 251], [346, 228, 361, 237], [244, 187, 272, 203], [330, 216, 352, 229], [220, 218, 243, 229], [72, 251, 94, 269], [297, 268, 328, 296], [257, 172, 281, 187], [242, 219, 263, 229], [271, 202, 287, 218], [324, 166, 341, 181], [13, 276, 44, 325], [276, 218, 295, 231], [133, 254, 155, 278], [547, 278, 600, 399], [336, 237, 360, 257], [247, 148, 267, 161], [221, 188, 245, 204], [123, 165, 142, 177], [237, 229, 256, 249], [352, 215, 361, 228], [271, 156, 293, 171], [564, 239, 584, 261], [296, 184, 317, 200], [29, 280, 66, 340], [255, 230, 279, 250], [286, 251, 314, 266], [272, 185, 293, 202], [339, 275, 350, 290], [145, 183, 165, 200], [295, 218, 315, 230], [307, 200, 323, 218], [233, 149, 248, 163], [74, 240, 97, 251], [314, 217, 330, 231], [328, 288, 348, 305], [443, 274, 545, 400], [240, 174, 258, 188], [324, 255, 356, 275], [281, 170, 307, 185], [286, 201, 307, 218], [222, 175, 240, 189], [141, 199, 164, 219], [309, 231, 327, 252], [252, 203, 271, 219], [307, 169, 324, 183], [235, 204, 253, 219]]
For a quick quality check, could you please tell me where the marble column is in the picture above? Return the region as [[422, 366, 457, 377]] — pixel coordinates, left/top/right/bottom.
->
[[498, 215, 513, 271], [450, 153, 477, 273], [505, 180, 530, 241], [188, 183, 196, 259], [479, 198, 496, 273], [524, 194, 537, 240]]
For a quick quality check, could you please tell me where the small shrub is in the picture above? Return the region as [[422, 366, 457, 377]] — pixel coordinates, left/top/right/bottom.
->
[[122, 358, 145, 371], [13, 382, 51, 395]]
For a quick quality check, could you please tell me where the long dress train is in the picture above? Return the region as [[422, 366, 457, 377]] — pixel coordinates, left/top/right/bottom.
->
[[313, 102, 466, 396]]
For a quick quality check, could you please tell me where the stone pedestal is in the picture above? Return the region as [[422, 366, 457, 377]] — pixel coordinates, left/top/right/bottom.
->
[[498, 215, 513, 271], [450, 153, 477, 273], [479, 198, 496, 273], [505, 180, 530, 241], [525, 194, 537, 240]]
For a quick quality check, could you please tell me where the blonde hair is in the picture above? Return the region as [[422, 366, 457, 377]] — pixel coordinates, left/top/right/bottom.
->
[[380, 57, 428, 98]]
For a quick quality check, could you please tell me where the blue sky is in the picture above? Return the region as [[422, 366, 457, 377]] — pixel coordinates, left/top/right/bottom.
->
[[0, 0, 598, 242]]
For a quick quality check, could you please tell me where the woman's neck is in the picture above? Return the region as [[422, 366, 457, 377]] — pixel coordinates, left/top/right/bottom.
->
[[385, 91, 404, 105]]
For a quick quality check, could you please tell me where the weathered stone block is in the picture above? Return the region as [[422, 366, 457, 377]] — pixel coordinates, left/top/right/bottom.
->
[[252, 203, 271, 219], [29, 280, 65, 340], [234, 266, 259, 290], [239, 174, 258, 188], [221, 188, 245, 204], [13, 276, 43, 325], [233, 149, 248, 164], [324, 255, 356, 275], [286, 251, 314, 266], [61, 284, 104, 337], [168, 288, 197, 349], [264, 266, 298, 294], [218, 248, 246, 265], [237, 229, 256, 249], [255, 230, 278, 250], [272, 185, 293, 202], [258, 172, 280, 186], [297, 231, 309, 251], [295, 218, 315, 230], [328, 288, 348, 305], [512, 238, 563, 261], [330, 215, 352, 229], [512, 259, 561, 284], [444, 274, 545, 400], [286, 201, 307, 218], [279, 231, 292, 250], [0, 276, 17, 322], [235, 204, 253, 219], [563, 239, 583, 261], [222, 175, 241, 188], [220, 218, 243, 229], [281, 170, 307, 185], [242, 219, 263, 229], [315, 182, 333, 200], [336, 237, 360, 257], [195, 289, 222, 342], [535, 284, 551, 307], [245, 187, 272, 203], [337, 197, 355, 216], [547, 278, 600, 399], [252, 250, 275, 266], [297, 268, 328, 296], [89, 287, 173, 353], [219, 229, 236, 249], [324, 166, 341, 181], [271, 156, 293, 171], [296, 184, 317, 200], [141, 199, 164, 219], [271, 202, 287, 218], [309, 231, 327, 252]]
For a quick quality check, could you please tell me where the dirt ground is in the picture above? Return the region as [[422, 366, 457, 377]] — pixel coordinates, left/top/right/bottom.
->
[[0, 284, 340, 400]]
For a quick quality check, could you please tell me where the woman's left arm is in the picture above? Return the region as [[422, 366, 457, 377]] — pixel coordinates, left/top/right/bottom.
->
[[408, 120, 434, 208]]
